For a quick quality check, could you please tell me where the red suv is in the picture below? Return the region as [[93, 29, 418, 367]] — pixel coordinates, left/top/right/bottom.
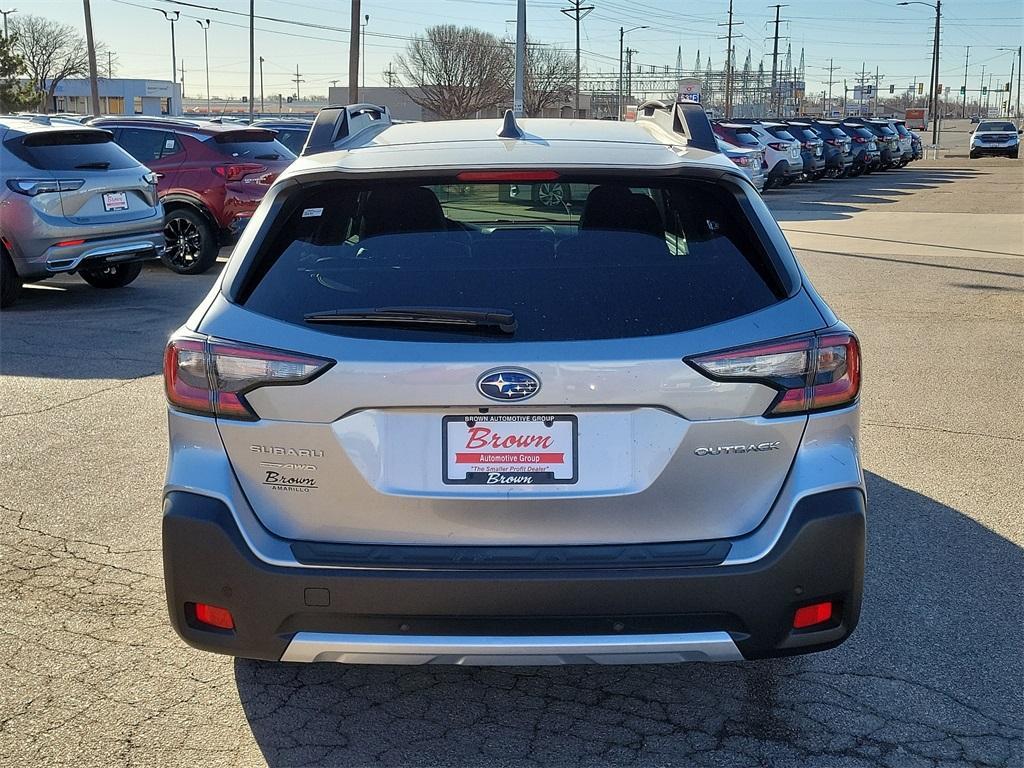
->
[[90, 117, 294, 274]]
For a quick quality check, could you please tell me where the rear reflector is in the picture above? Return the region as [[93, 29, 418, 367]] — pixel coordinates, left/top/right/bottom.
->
[[456, 170, 560, 182], [56, 239, 86, 247], [793, 601, 834, 629], [687, 332, 860, 417], [164, 335, 333, 420], [193, 603, 235, 630]]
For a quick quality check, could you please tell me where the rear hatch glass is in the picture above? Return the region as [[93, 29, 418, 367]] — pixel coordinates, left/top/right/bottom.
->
[[718, 127, 762, 148], [6, 130, 138, 171], [238, 177, 789, 343], [764, 127, 797, 142], [211, 130, 296, 161]]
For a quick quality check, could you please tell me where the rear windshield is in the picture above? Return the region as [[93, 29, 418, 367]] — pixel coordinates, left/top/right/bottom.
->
[[793, 128, 818, 141], [892, 123, 911, 137], [270, 127, 309, 155], [764, 127, 797, 141], [211, 131, 295, 161], [978, 122, 1015, 132], [238, 178, 788, 343], [717, 127, 761, 147], [5, 130, 138, 171]]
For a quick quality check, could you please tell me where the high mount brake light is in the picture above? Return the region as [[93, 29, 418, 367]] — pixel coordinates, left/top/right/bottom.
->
[[163, 337, 333, 420], [687, 333, 861, 417], [455, 170, 560, 182]]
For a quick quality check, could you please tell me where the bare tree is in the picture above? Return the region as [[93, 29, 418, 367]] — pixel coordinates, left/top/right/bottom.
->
[[395, 25, 512, 120], [523, 43, 574, 117], [11, 15, 107, 111]]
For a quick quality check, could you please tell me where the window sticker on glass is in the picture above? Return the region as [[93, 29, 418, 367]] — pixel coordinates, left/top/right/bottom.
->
[[302, 208, 324, 218], [164, 139, 176, 150]]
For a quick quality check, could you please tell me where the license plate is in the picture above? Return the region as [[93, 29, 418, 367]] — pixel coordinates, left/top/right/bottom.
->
[[443, 414, 578, 485], [102, 191, 128, 212]]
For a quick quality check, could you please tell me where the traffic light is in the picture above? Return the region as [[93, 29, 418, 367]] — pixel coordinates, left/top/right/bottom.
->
[[1006, 83, 1011, 92], [982, 86, 988, 94], [917, 82, 924, 94], [960, 85, 965, 94], [889, 84, 895, 93], [241, 96, 248, 103]]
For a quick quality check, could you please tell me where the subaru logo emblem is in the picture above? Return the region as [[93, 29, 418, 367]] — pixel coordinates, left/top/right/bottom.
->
[[477, 369, 540, 402]]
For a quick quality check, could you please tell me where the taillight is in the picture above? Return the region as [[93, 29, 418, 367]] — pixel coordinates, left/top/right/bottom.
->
[[213, 163, 266, 182], [7, 178, 85, 196], [852, 136, 867, 144], [687, 332, 861, 417], [767, 142, 790, 151], [730, 155, 751, 167], [163, 336, 333, 420]]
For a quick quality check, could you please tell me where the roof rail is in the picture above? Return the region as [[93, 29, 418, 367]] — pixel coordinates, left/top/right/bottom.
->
[[635, 100, 718, 153], [302, 102, 391, 156]]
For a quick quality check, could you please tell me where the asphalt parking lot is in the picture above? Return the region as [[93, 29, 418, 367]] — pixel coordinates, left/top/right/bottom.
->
[[1, 151, 1022, 767]]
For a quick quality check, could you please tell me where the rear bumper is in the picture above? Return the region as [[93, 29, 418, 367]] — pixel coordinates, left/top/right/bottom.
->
[[44, 233, 163, 274], [163, 487, 866, 664]]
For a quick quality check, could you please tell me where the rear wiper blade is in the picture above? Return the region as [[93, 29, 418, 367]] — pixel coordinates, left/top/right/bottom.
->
[[254, 153, 280, 160], [75, 161, 110, 169], [304, 307, 517, 334]]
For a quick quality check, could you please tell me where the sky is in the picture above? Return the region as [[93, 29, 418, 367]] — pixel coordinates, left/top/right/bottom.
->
[[26, 0, 1024, 101]]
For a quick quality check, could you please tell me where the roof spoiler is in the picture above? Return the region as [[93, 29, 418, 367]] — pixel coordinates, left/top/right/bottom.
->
[[635, 100, 718, 153], [302, 102, 392, 156]]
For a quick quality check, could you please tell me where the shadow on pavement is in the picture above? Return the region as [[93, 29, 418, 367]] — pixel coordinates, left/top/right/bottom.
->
[[0, 263, 220, 380], [234, 472, 1023, 767], [769, 168, 985, 222]]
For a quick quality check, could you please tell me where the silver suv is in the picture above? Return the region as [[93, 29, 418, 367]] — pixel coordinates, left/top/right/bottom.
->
[[162, 103, 865, 665], [0, 116, 163, 307]]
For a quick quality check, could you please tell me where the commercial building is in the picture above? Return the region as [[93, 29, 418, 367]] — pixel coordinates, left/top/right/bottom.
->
[[37, 78, 182, 117]]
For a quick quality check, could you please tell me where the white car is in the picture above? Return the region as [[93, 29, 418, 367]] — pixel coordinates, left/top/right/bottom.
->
[[714, 121, 802, 189], [969, 120, 1020, 159]]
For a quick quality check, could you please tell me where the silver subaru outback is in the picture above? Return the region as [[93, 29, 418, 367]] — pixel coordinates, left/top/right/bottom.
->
[[162, 103, 864, 665], [0, 116, 163, 308]]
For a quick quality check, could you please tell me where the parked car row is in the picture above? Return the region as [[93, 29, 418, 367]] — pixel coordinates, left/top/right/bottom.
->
[[712, 116, 924, 191], [0, 114, 301, 307]]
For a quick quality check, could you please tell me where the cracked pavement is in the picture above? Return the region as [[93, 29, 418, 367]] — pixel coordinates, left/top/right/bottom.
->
[[1, 156, 1022, 767]]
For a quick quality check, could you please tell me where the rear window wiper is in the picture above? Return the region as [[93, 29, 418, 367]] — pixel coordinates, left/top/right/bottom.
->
[[75, 161, 110, 169], [304, 307, 517, 334], [254, 153, 280, 160]]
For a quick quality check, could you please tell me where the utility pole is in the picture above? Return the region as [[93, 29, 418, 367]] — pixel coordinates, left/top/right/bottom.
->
[[980, 64, 986, 116], [180, 60, 185, 102], [248, 0, 254, 122], [625, 47, 636, 104], [107, 51, 112, 78], [361, 14, 369, 88], [0, 9, 16, 39], [873, 66, 880, 116], [718, 0, 742, 118], [383, 65, 397, 87], [197, 19, 211, 116], [513, 0, 525, 115], [82, 0, 101, 116], [961, 46, 969, 118], [292, 65, 304, 101], [259, 56, 264, 114], [768, 5, 786, 115], [856, 62, 868, 115], [349, 0, 361, 103], [561, 0, 594, 119], [825, 58, 838, 116]]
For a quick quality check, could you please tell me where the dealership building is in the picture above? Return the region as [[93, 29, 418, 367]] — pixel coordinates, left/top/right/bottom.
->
[[37, 78, 182, 117]]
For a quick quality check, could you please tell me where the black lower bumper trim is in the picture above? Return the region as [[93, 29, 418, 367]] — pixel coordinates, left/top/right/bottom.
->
[[162, 489, 865, 662]]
